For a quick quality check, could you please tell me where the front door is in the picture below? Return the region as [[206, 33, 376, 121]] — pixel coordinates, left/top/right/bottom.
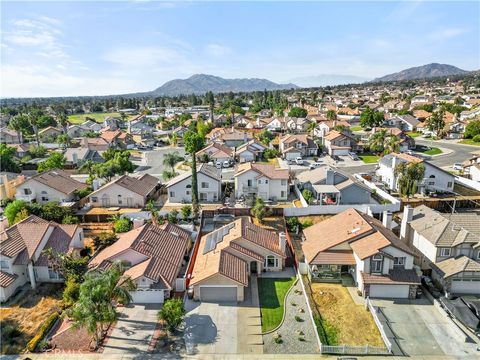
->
[[250, 261, 257, 274]]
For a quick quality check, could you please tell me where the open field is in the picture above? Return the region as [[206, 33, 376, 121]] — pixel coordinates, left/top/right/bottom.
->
[[258, 277, 295, 332], [68, 112, 135, 124], [358, 153, 380, 164], [0, 284, 63, 354], [310, 283, 383, 346]]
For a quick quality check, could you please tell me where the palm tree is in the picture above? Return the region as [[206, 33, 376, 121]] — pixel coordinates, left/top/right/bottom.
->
[[169, 132, 178, 147], [326, 110, 337, 122], [28, 110, 41, 146], [57, 134, 70, 149], [79, 160, 96, 179], [367, 129, 387, 154], [183, 130, 205, 216], [384, 135, 401, 154], [9, 114, 25, 143], [394, 162, 425, 198], [56, 111, 69, 134], [307, 121, 317, 138], [70, 261, 136, 348]]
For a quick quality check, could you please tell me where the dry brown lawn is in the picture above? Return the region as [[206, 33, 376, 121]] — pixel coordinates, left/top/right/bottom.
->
[[311, 283, 383, 346], [298, 215, 332, 225], [0, 284, 63, 354]]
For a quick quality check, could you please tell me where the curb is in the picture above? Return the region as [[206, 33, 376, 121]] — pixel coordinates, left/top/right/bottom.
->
[[262, 277, 299, 335]]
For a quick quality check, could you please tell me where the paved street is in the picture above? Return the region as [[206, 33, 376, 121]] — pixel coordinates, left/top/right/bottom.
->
[[133, 146, 186, 180], [415, 139, 479, 168], [103, 304, 160, 355], [374, 298, 479, 357]]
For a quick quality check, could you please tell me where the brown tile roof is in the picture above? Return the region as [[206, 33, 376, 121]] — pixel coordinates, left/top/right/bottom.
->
[[0, 215, 49, 258], [361, 268, 420, 285], [391, 152, 423, 164], [309, 250, 356, 265], [234, 162, 288, 180], [324, 130, 344, 141], [36, 224, 79, 266], [227, 242, 264, 261], [90, 174, 158, 198], [219, 251, 248, 286], [0, 271, 18, 288], [100, 130, 123, 142], [242, 218, 285, 257], [432, 255, 480, 278], [30, 169, 88, 195], [196, 143, 233, 159], [90, 223, 190, 289]]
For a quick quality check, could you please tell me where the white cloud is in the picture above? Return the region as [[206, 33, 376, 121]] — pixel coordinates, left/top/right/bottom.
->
[[205, 43, 231, 57], [429, 27, 467, 40]]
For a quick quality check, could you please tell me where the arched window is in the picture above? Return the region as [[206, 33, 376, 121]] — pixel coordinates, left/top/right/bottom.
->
[[265, 255, 277, 268], [186, 184, 192, 188], [429, 175, 436, 178]]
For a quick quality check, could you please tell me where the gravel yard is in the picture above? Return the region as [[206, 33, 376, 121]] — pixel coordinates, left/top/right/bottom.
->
[[263, 279, 318, 354]]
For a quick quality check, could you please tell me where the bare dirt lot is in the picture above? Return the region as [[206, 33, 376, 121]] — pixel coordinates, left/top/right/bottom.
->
[[311, 283, 383, 346]]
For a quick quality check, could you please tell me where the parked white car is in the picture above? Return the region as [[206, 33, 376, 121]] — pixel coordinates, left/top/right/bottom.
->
[[215, 161, 222, 169], [223, 160, 231, 168], [295, 157, 304, 165], [453, 163, 463, 171], [309, 161, 323, 169], [348, 152, 359, 160]]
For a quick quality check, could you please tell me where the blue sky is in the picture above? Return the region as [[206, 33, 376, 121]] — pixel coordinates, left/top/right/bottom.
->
[[1, 1, 479, 97]]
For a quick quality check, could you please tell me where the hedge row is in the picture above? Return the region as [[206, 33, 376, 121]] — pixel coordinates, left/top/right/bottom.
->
[[27, 311, 59, 352]]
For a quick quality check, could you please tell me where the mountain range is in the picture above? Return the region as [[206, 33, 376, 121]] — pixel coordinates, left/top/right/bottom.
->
[[288, 74, 370, 88], [372, 63, 469, 82], [146, 74, 297, 96]]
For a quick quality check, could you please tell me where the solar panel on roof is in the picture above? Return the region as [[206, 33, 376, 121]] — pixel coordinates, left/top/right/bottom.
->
[[203, 222, 235, 254]]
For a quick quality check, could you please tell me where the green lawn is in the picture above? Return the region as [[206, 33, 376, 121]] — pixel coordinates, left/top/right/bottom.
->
[[258, 277, 295, 332], [350, 126, 363, 132], [358, 153, 380, 164], [406, 131, 422, 138], [423, 147, 443, 155], [459, 139, 480, 146], [67, 112, 135, 124]]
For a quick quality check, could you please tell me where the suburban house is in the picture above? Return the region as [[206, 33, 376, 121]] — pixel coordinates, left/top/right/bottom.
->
[[196, 143, 233, 164], [88, 174, 159, 208], [206, 127, 253, 147], [384, 115, 420, 132], [462, 152, 480, 181], [302, 208, 420, 299], [377, 153, 455, 194], [279, 134, 318, 160], [296, 166, 372, 205], [39, 126, 62, 140], [264, 117, 285, 131], [370, 127, 415, 151], [234, 162, 289, 201], [79, 137, 110, 151], [400, 205, 480, 295], [285, 117, 312, 132], [190, 217, 287, 302], [323, 130, 359, 156], [89, 222, 192, 303], [166, 164, 221, 203], [0, 215, 84, 302], [100, 130, 135, 149], [235, 139, 267, 163], [15, 169, 88, 204], [314, 120, 350, 138], [64, 147, 105, 167], [0, 127, 20, 144]]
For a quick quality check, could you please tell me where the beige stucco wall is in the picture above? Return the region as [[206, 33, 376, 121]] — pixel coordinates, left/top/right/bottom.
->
[[89, 183, 145, 208]]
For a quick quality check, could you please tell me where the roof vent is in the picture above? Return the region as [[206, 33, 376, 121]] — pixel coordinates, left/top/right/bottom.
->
[[351, 227, 361, 234]]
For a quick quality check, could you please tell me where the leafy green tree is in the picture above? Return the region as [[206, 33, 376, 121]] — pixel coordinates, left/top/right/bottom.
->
[[326, 110, 337, 121], [302, 189, 313, 204], [113, 217, 132, 233], [37, 152, 66, 172], [26, 202, 71, 222], [63, 278, 80, 307], [14, 208, 30, 224], [0, 144, 20, 173], [263, 148, 279, 159], [62, 215, 79, 224], [93, 232, 118, 252], [181, 205, 192, 221], [359, 106, 384, 129], [425, 109, 445, 137], [70, 262, 136, 348], [4, 200, 27, 225], [158, 298, 186, 332], [28, 145, 47, 158], [258, 129, 275, 145], [251, 197, 266, 223], [394, 162, 425, 198], [56, 134, 70, 149], [43, 248, 89, 283], [288, 107, 308, 118], [8, 114, 27, 143], [464, 120, 480, 139], [163, 152, 183, 172], [183, 130, 205, 216], [167, 209, 179, 224]]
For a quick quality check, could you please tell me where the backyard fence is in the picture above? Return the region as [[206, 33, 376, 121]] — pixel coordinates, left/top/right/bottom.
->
[[365, 297, 393, 354]]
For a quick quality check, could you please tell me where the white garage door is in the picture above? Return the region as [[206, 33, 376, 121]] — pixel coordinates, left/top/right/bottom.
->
[[130, 289, 164, 303], [369, 284, 409, 298], [199, 286, 237, 302], [451, 279, 480, 295], [285, 152, 301, 160]]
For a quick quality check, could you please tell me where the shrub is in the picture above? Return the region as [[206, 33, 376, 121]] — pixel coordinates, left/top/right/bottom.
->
[[93, 232, 118, 251], [300, 219, 313, 228], [473, 134, 480, 143], [158, 298, 186, 332], [113, 217, 132, 233], [273, 333, 283, 344], [294, 315, 303, 322], [63, 278, 80, 307], [263, 148, 279, 159], [181, 205, 192, 221], [286, 217, 300, 233], [302, 189, 313, 204], [4, 200, 27, 226], [167, 209, 179, 224], [27, 311, 59, 352], [75, 187, 92, 199], [62, 215, 79, 224], [251, 197, 266, 223]]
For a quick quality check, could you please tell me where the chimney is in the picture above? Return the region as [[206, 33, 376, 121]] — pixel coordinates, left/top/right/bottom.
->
[[326, 168, 334, 185], [92, 179, 100, 191], [278, 232, 286, 253], [400, 205, 414, 240], [382, 211, 392, 230]]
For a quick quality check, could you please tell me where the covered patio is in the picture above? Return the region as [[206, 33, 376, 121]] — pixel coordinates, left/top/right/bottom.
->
[[308, 250, 356, 283], [312, 184, 340, 205]]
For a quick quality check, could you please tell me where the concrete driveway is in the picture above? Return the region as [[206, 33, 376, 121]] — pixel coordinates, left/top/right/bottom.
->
[[373, 298, 479, 357], [183, 279, 263, 355], [103, 304, 160, 354]]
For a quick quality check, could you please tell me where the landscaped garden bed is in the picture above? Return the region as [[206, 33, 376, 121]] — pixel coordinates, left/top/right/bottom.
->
[[310, 283, 383, 346]]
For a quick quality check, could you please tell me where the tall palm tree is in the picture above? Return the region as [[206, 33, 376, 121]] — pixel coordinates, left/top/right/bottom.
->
[[9, 114, 25, 143], [56, 111, 69, 134], [307, 121, 317, 138], [367, 129, 387, 154], [163, 151, 182, 172], [384, 135, 401, 154], [28, 110, 41, 146]]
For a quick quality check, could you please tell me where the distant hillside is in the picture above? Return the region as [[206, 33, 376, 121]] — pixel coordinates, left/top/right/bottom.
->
[[373, 63, 469, 82], [148, 74, 298, 96], [289, 74, 370, 87]]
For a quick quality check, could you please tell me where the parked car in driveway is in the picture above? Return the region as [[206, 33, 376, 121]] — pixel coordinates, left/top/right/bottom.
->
[[295, 157, 304, 165], [348, 152, 359, 160], [309, 161, 323, 169], [223, 160, 231, 168], [453, 163, 462, 171], [215, 161, 222, 169]]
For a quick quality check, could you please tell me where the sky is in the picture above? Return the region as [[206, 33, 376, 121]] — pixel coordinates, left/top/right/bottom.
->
[[1, 1, 479, 98]]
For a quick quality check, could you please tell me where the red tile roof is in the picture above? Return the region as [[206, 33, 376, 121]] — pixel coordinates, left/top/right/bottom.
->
[[0, 271, 18, 288]]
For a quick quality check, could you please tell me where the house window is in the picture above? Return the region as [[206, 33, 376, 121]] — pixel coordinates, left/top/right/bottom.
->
[[372, 254, 383, 273], [265, 255, 278, 268], [281, 191, 286, 198], [186, 184, 191, 188], [91, 197, 98, 202], [41, 191, 49, 202], [0, 260, 9, 270], [258, 180, 262, 184], [281, 179, 287, 186], [169, 191, 175, 197], [393, 257, 406, 268], [447, 182, 453, 188], [186, 190, 190, 195], [440, 248, 451, 257], [23, 188, 32, 195], [117, 195, 122, 204], [201, 182, 209, 189], [48, 267, 59, 279], [247, 179, 253, 186], [265, 179, 269, 184]]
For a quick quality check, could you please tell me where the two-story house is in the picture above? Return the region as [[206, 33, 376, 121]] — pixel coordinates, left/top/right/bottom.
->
[[377, 153, 455, 194], [196, 143, 233, 164], [89, 222, 192, 303], [384, 115, 420, 132], [235, 139, 267, 163], [285, 117, 313, 132], [302, 208, 419, 299], [279, 134, 318, 160], [462, 151, 480, 181], [15, 169, 88, 204], [166, 164, 221, 203], [234, 162, 289, 201], [400, 205, 480, 295], [0, 215, 84, 302], [323, 130, 359, 156]]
